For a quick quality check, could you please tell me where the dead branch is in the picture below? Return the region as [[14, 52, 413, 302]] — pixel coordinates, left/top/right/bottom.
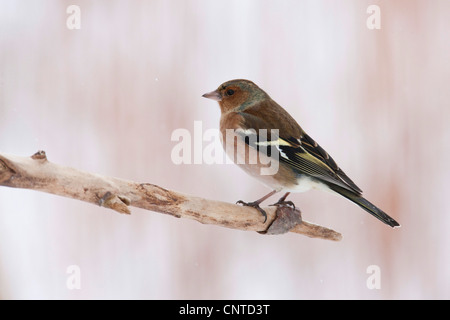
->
[[0, 151, 342, 241]]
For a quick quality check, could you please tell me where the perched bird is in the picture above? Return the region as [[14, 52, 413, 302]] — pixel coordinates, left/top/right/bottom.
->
[[202, 79, 400, 228]]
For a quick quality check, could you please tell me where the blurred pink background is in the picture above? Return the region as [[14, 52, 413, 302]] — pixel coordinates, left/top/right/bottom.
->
[[0, 0, 449, 299]]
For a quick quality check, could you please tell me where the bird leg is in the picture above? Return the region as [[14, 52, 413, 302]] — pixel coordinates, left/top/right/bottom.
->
[[269, 192, 295, 209], [236, 190, 277, 223]]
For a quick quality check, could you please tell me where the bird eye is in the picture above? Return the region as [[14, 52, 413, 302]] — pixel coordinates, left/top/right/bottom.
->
[[226, 89, 235, 96]]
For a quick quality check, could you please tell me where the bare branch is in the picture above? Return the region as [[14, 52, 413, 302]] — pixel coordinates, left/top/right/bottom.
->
[[0, 151, 342, 241]]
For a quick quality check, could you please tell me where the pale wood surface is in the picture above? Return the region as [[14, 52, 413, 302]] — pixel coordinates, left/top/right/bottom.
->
[[0, 151, 342, 241]]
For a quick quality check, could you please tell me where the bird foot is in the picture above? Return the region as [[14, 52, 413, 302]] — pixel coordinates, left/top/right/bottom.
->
[[236, 200, 268, 223], [269, 199, 296, 210]]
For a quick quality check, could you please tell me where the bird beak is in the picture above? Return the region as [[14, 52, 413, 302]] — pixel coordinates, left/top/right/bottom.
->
[[202, 90, 222, 101]]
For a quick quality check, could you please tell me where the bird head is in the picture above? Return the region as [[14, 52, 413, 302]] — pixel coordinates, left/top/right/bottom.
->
[[202, 79, 269, 113]]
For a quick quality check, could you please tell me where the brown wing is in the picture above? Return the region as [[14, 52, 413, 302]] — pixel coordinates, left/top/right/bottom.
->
[[236, 108, 363, 195], [299, 133, 362, 194], [229, 96, 363, 195]]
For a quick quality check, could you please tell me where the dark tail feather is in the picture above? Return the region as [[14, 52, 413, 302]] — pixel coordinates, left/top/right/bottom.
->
[[327, 184, 400, 228]]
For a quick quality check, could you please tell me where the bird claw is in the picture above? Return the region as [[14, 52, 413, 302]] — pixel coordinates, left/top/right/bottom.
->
[[236, 200, 268, 223], [270, 200, 296, 210]]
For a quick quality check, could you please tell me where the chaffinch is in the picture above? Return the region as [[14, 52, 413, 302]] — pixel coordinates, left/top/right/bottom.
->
[[202, 79, 400, 228]]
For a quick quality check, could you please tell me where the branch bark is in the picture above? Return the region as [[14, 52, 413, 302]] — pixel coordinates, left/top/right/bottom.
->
[[0, 151, 342, 241]]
